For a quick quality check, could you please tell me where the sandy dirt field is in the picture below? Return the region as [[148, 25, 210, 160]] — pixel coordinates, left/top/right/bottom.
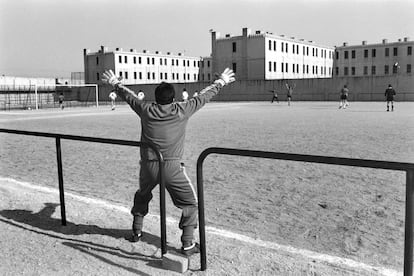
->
[[1, 101, 413, 275]]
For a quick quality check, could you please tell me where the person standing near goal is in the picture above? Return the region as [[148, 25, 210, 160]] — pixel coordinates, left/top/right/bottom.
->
[[339, 85, 349, 109], [102, 68, 235, 256], [385, 84, 396, 112], [109, 91, 117, 110]]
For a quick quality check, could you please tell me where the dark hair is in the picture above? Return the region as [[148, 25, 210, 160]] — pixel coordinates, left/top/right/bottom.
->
[[155, 82, 175, 104]]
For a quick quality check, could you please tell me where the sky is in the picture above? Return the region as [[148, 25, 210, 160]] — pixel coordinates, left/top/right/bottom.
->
[[1, 0, 413, 78]]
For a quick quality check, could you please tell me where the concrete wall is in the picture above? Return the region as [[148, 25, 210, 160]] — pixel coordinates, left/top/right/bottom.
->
[[97, 74, 414, 102]]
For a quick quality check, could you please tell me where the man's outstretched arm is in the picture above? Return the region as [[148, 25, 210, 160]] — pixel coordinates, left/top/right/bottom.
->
[[102, 70, 145, 113], [181, 68, 235, 116]]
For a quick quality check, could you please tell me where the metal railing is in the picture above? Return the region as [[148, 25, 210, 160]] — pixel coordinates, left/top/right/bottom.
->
[[0, 128, 167, 255], [196, 147, 414, 275]]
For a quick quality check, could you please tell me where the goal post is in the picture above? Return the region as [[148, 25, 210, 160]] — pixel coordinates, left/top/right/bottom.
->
[[33, 83, 99, 110]]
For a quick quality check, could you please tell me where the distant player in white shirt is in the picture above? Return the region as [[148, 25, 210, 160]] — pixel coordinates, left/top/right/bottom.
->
[[109, 91, 117, 110]]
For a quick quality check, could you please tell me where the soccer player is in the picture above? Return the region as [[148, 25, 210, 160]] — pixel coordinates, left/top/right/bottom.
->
[[102, 68, 235, 256], [339, 85, 349, 109], [285, 82, 295, 106], [58, 93, 65, 109], [182, 88, 189, 102], [385, 84, 396, 112], [109, 91, 117, 110], [269, 89, 279, 103]]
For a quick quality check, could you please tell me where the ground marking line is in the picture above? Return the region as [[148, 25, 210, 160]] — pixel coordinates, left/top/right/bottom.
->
[[0, 177, 401, 276]]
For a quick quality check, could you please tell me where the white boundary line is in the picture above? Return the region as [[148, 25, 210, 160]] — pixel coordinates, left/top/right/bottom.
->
[[0, 177, 401, 276]]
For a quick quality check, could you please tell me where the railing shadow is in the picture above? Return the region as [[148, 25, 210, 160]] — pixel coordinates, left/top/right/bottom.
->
[[0, 202, 176, 274]]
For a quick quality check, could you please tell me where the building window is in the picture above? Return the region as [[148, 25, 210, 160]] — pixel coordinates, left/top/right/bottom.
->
[[307, 47, 309, 56], [285, 43, 288, 53], [268, 61, 272, 72], [268, 40, 271, 50], [152, 72, 155, 79], [385, 48, 389, 57], [371, 66, 376, 75], [335, 51, 339, 59], [297, 45, 299, 55], [183, 60, 186, 66], [119, 71, 123, 78], [134, 72, 137, 79], [351, 50, 355, 59], [273, 41, 276, 51], [393, 47, 398, 56], [119, 56, 122, 63], [316, 66, 318, 74], [312, 48, 315, 56], [125, 72, 128, 79], [176, 73, 179, 80], [139, 72, 142, 79], [147, 57, 150, 64], [208, 73, 211, 80], [96, 57, 99, 65], [124, 56, 127, 63], [335, 67, 339, 76], [408, 46, 412, 56], [232, 62, 237, 73], [351, 67, 355, 75], [133, 57, 136, 64], [165, 73, 168, 79], [160, 73, 163, 80], [139, 57, 142, 64], [293, 63, 295, 73], [306, 65, 309, 74], [172, 73, 175, 80], [152, 58, 155, 65], [344, 51, 348, 59], [364, 66, 368, 75], [372, 49, 376, 58], [281, 63, 284, 73], [408, 64, 412, 73], [315, 48, 318, 57], [147, 72, 150, 79], [160, 59, 163, 65], [384, 65, 389, 74], [281, 42, 284, 52], [274, 62, 277, 72], [286, 63, 288, 72], [303, 64, 305, 74], [194, 60, 196, 67], [292, 44, 295, 54], [364, 49, 368, 58], [96, 72, 99, 81], [207, 60, 210, 67], [172, 59, 175, 66]]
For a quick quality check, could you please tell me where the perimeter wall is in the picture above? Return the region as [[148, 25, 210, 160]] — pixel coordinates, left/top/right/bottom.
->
[[97, 75, 414, 102]]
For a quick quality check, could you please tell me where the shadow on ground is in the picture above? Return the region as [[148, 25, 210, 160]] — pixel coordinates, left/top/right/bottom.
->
[[0, 202, 177, 274]]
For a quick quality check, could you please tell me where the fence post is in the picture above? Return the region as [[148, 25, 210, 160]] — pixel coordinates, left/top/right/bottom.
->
[[404, 169, 414, 276], [55, 137, 67, 226], [159, 158, 167, 255], [197, 152, 207, 271]]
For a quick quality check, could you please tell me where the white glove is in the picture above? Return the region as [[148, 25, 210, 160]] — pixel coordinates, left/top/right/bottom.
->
[[102, 70, 121, 87], [214, 68, 236, 86], [137, 91, 145, 100], [182, 91, 189, 100]]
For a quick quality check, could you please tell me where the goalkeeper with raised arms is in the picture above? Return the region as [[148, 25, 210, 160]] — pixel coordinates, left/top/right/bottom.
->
[[102, 68, 235, 256]]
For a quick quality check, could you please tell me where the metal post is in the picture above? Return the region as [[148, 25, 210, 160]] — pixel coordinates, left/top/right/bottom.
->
[[197, 156, 207, 271], [55, 137, 67, 226], [34, 84, 39, 110], [95, 84, 99, 108], [159, 158, 167, 255], [404, 169, 414, 276]]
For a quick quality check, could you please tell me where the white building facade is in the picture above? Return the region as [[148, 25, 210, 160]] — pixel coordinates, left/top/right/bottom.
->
[[211, 28, 334, 80], [84, 46, 203, 85], [333, 37, 413, 77]]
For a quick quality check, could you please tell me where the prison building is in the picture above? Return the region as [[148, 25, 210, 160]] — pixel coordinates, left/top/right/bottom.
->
[[333, 37, 413, 77], [84, 46, 203, 85], [210, 27, 334, 80]]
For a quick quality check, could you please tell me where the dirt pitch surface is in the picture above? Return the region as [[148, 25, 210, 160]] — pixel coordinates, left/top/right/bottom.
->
[[1, 101, 413, 275]]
